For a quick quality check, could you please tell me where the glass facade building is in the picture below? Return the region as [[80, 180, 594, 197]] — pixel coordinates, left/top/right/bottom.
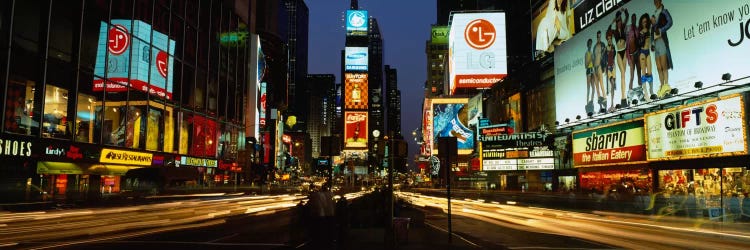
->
[[0, 0, 248, 202]]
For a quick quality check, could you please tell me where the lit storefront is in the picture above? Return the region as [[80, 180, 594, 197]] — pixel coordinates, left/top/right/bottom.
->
[[572, 119, 651, 196], [644, 94, 750, 217], [0, 1, 248, 203], [479, 130, 557, 191]]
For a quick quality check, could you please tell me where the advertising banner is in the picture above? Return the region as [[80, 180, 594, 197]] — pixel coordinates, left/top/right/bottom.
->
[[467, 93, 483, 129], [431, 98, 473, 155], [645, 94, 747, 160], [100, 148, 153, 166], [346, 10, 368, 36], [555, 0, 750, 122], [449, 12, 508, 93], [344, 111, 368, 148], [431, 25, 449, 45], [533, 0, 631, 59], [259, 82, 267, 126], [345, 47, 368, 71], [423, 99, 433, 155], [572, 119, 646, 167], [344, 73, 368, 110], [94, 20, 175, 99]]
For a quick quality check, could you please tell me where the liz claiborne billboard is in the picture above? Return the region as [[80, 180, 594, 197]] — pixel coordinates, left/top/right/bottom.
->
[[449, 12, 508, 94], [555, 0, 750, 123]]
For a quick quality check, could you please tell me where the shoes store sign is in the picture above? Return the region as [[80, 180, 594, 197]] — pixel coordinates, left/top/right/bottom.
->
[[0, 135, 33, 158], [572, 119, 646, 167], [645, 94, 747, 160]]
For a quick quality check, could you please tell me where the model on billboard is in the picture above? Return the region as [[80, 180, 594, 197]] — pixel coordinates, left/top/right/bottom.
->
[[594, 31, 607, 112], [605, 30, 617, 112], [535, 0, 571, 53], [585, 39, 596, 114], [625, 11, 642, 104], [610, 10, 630, 109], [637, 14, 654, 102], [652, 0, 674, 99]]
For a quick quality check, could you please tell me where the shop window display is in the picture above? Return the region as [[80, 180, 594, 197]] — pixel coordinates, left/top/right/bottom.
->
[[4, 80, 37, 134], [42, 85, 70, 138], [76, 93, 98, 143], [657, 168, 750, 220]]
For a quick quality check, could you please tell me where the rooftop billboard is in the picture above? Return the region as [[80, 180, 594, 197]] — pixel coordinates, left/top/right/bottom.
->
[[555, 0, 750, 124], [533, 0, 630, 60], [346, 10, 369, 36], [449, 12, 508, 94]]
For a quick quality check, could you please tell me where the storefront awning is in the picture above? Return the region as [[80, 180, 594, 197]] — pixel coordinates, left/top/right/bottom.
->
[[37, 162, 144, 176], [37, 162, 84, 175], [88, 164, 143, 176]]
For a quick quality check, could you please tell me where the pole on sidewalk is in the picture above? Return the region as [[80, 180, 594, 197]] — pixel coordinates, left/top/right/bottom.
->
[[438, 137, 456, 244]]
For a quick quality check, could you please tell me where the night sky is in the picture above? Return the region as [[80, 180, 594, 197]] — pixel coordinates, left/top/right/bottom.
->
[[307, 0, 437, 169]]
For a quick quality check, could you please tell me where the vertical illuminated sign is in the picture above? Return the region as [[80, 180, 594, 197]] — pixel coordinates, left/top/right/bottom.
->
[[344, 111, 368, 148], [93, 20, 175, 99], [344, 73, 368, 110], [345, 47, 368, 71]]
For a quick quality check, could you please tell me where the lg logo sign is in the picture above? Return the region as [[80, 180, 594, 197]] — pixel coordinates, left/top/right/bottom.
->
[[464, 19, 496, 50], [108, 25, 130, 55]]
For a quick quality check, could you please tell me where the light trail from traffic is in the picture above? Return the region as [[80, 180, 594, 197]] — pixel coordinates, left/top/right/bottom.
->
[[0, 190, 371, 249], [397, 191, 750, 250]]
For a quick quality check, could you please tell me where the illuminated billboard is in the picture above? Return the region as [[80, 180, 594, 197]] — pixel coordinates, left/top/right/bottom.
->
[[422, 99, 433, 155], [345, 47, 368, 71], [532, 0, 630, 60], [555, 0, 750, 124], [94, 20, 175, 99], [572, 119, 646, 167], [346, 10, 368, 36], [430, 98, 473, 155], [344, 111, 368, 148], [644, 95, 747, 161], [448, 12, 507, 94], [344, 73, 368, 110], [431, 25, 448, 45]]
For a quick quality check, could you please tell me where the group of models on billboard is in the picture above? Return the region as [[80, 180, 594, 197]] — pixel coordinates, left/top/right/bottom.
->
[[580, 0, 674, 114], [555, 0, 750, 122]]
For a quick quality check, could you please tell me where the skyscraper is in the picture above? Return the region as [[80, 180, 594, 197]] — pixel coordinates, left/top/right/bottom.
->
[[306, 74, 336, 158], [284, 0, 310, 131], [368, 17, 385, 142], [385, 65, 401, 137]]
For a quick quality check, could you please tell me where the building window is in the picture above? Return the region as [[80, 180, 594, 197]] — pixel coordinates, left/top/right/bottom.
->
[[76, 93, 97, 143], [4, 80, 37, 135], [42, 85, 70, 139]]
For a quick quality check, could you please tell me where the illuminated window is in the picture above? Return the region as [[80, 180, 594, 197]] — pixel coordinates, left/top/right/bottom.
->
[[42, 85, 70, 139]]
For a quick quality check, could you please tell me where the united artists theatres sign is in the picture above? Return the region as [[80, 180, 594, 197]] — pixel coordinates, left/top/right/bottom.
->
[[479, 130, 549, 148], [572, 119, 646, 167]]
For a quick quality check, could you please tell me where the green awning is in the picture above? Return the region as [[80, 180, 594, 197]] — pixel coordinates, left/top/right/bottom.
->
[[37, 162, 84, 175], [37, 162, 143, 176]]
